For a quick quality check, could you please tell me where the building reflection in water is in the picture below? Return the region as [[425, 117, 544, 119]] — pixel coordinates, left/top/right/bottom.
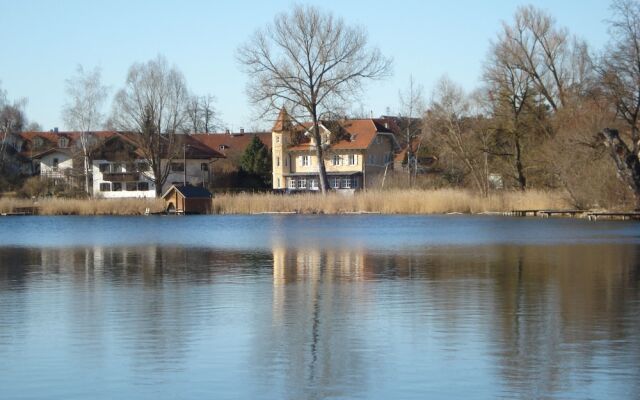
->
[[0, 243, 638, 398]]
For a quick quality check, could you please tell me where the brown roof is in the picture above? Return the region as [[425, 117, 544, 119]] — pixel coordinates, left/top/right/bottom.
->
[[272, 107, 292, 133], [192, 132, 271, 157], [18, 131, 226, 160], [288, 118, 399, 151], [17, 131, 119, 158]]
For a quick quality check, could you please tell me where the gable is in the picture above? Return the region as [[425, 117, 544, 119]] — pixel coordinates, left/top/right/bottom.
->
[[94, 136, 140, 161]]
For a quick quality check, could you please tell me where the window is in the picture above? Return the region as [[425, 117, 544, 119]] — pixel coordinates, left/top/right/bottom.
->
[[112, 182, 123, 191], [285, 156, 289, 167], [275, 136, 280, 143], [342, 178, 352, 189], [300, 155, 310, 166], [332, 155, 341, 166], [352, 178, 359, 188], [126, 182, 137, 191], [288, 178, 297, 189], [298, 178, 307, 189], [276, 156, 280, 167], [277, 178, 280, 188], [331, 177, 340, 189], [368, 154, 375, 164], [58, 137, 69, 148], [310, 179, 318, 189], [171, 162, 184, 172], [137, 161, 150, 172], [201, 163, 208, 171], [99, 183, 111, 192], [99, 163, 110, 173], [113, 163, 124, 172], [52, 158, 59, 170], [375, 136, 382, 145], [348, 154, 356, 165], [138, 182, 149, 191]]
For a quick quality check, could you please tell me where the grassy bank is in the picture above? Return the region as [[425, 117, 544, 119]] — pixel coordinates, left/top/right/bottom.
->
[[212, 189, 570, 215], [0, 189, 569, 216]]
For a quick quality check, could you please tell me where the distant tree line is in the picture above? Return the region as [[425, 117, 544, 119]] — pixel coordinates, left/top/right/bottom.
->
[[419, 0, 640, 209]]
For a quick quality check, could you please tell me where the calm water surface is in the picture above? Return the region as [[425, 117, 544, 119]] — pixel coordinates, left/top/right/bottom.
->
[[0, 216, 639, 399]]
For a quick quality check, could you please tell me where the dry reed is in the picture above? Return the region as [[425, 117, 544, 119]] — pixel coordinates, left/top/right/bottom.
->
[[0, 197, 165, 216], [0, 189, 569, 216], [212, 189, 570, 215]]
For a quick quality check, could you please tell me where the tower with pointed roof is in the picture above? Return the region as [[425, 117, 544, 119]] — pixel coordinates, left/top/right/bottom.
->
[[272, 108, 292, 190]]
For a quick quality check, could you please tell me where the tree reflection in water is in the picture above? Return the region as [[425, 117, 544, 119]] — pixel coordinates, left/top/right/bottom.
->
[[0, 243, 638, 399]]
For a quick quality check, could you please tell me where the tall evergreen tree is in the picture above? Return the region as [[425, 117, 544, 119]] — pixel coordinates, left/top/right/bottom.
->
[[240, 136, 271, 187]]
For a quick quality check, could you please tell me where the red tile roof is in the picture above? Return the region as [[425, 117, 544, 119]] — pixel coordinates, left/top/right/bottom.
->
[[191, 132, 271, 156], [287, 118, 399, 151]]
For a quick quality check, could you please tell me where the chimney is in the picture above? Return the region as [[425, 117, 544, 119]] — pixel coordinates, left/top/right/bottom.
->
[[225, 129, 230, 134], [240, 128, 245, 134], [53, 127, 59, 133]]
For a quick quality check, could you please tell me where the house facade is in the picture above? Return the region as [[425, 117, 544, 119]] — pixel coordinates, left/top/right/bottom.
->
[[10, 130, 224, 198], [91, 133, 223, 198], [271, 109, 399, 191]]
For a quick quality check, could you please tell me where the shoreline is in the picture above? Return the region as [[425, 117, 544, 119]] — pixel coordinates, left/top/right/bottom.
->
[[1, 189, 636, 219], [0, 189, 585, 216]]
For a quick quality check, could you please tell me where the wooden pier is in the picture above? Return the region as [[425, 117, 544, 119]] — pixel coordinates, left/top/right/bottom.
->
[[510, 208, 640, 221], [509, 209, 585, 217], [586, 212, 640, 221], [0, 206, 39, 216]]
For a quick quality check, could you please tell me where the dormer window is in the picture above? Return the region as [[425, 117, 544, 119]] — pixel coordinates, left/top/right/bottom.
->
[[33, 137, 44, 149], [58, 137, 69, 148]]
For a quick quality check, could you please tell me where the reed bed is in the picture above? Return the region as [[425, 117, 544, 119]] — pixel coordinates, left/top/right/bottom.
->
[[212, 189, 570, 215], [0, 197, 165, 215], [0, 189, 568, 216]]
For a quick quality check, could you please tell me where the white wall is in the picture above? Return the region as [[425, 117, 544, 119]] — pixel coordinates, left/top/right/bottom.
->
[[161, 159, 211, 194], [39, 152, 73, 178], [92, 159, 156, 198], [92, 158, 212, 198]]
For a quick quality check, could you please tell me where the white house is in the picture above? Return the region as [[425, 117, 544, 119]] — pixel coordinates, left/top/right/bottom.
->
[[91, 133, 224, 198]]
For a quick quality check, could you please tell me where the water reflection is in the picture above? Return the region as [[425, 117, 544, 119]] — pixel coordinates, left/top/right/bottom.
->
[[0, 243, 638, 399]]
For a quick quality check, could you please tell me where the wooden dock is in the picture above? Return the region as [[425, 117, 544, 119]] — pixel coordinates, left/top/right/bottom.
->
[[0, 206, 39, 216], [509, 209, 585, 217], [510, 208, 640, 221], [586, 212, 640, 221], [538, 209, 585, 218]]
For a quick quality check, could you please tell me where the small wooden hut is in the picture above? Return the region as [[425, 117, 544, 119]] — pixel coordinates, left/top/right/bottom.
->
[[162, 185, 212, 214]]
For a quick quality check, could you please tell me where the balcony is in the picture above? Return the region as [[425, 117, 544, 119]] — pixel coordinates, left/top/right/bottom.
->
[[103, 172, 140, 182]]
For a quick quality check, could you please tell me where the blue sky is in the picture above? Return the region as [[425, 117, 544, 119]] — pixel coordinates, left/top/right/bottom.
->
[[1, 0, 611, 132]]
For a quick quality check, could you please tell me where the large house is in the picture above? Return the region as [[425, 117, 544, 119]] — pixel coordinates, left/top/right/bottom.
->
[[91, 133, 224, 197], [271, 108, 400, 191]]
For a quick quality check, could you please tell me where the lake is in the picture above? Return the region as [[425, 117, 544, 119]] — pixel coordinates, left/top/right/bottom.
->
[[0, 215, 639, 399]]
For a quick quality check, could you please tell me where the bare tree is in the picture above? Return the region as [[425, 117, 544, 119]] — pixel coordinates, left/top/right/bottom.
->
[[0, 83, 26, 170], [398, 75, 425, 187], [425, 77, 491, 195], [237, 4, 392, 193], [484, 35, 537, 191], [62, 65, 108, 195], [498, 5, 592, 112], [598, 0, 640, 208], [110, 55, 190, 196], [185, 94, 221, 133]]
